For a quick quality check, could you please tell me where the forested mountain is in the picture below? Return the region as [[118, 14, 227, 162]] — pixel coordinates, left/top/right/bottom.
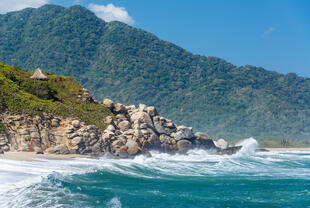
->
[[1, 4, 310, 140]]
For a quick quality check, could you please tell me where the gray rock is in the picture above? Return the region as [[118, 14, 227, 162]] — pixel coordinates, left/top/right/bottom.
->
[[106, 125, 116, 132], [177, 139, 192, 153], [126, 140, 141, 155], [51, 119, 60, 127], [171, 126, 194, 141], [138, 104, 147, 112], [2, 145, 9, 151], [130, 111, 153, 128], [146, 106, 158, 117], [116, 114, 128, 122], [71, 137, 83, 146], [114, 103, 126, 113], [72, 120, 80, 129], [118, 120, 131, 132], [194, 132, 210, 139], [50, 144, 70, 154], [103, 98, 114, 110], [214, 139, 228, 149]]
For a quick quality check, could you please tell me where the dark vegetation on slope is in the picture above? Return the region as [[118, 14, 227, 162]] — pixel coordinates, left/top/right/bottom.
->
[[1, 5, 310, 141], [0, 62, 113, 130]]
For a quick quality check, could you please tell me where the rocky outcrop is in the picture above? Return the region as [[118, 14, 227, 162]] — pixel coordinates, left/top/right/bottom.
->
[[0, 113, 103, 155], [0, 98, 242, 157]]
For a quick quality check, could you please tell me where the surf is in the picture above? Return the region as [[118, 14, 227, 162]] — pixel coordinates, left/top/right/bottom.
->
[[1, 138, 310, 208]]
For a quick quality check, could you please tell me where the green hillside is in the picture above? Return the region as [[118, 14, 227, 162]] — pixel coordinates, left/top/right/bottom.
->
[[1, 4, 310, 141], [0, 62, 113, 131]]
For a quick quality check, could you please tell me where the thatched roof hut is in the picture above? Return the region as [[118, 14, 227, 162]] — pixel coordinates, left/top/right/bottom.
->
[[30, 68, 48, 81]]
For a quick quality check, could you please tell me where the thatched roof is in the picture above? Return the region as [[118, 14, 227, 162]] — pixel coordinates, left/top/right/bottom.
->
[[30, 68, 48, 80]]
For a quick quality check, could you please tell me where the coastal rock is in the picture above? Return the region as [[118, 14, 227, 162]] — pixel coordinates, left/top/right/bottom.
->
[[0, 97, 242, 157], [47, 144, 70, 154], [103, 98, 114, 110], [146, 106, 158, 117], [114, 103, 126, 113], [72, 120, 80, 129], [130, 111, 153, 128], [214, 139, 229, 149], [171, 126, 194, 141], [118, 120, 131, 132], [177, 139, 192, 153], [126, 140, 141, 155]]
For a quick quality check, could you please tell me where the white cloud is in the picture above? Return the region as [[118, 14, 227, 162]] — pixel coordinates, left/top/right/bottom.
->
[[263, 27, 275, 37], [88, 3, 134, 25], [0, 0, 49, 14]]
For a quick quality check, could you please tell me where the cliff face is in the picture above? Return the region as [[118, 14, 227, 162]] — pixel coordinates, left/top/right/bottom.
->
[[0, 99, 241, 157], [0, 112, 102, 155]]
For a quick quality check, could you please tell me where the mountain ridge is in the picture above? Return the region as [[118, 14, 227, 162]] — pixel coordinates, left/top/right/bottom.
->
[[1, 4, 310, 141]]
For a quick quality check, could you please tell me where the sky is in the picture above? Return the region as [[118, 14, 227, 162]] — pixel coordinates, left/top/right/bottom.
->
[[0, 0, 309, 77]]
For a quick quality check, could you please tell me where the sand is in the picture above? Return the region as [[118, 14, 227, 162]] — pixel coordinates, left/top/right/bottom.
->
[[265, 148, 310, 151], [0, 152, 97, 161]]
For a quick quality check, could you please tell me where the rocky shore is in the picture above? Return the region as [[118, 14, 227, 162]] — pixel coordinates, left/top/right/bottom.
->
[[0, 98, 241, 158]]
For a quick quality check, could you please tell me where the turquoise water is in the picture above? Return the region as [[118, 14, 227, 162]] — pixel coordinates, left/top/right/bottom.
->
[[1, 138, 310, 208]]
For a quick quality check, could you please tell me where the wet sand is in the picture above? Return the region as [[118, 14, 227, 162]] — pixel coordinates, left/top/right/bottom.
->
[[0, 152, 97, 161]]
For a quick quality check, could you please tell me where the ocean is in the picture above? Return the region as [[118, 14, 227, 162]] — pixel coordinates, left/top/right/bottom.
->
[[0, 138, 310, 208]]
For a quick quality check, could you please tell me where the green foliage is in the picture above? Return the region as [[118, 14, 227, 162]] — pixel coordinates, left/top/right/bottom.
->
[[0, 62, 113, 130], [1, 5, 310, 141]]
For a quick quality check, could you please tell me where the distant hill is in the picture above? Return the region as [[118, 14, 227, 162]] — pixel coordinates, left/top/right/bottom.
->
[[1, 4, 310, 141]]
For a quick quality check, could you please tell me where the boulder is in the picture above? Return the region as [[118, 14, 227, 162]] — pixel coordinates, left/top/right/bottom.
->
[[194, 132, 210, 139], [126, 140, 141, 155], [177, 139, 192, 153], [146, 106, 158, 117], [171, 126, 194, 141], [114, 103, 126, 113], [214, 138, 228, 149], [2, 145, 9, 151], [130, 111, 153, 128], [103, 98, 114, 110], [153, 116, 176, 135], [71, 137, 83, 146], [115, 145, 129, 158], [51, 119, 60, 127], [218, 146, 242, 155], [118, 120, 131, 132], [72, 120, 80, 129], [106, 125, 116, 132], [116, 114, 128, 122], [138, 104, 147, 112], [47, 144, 70, 154]]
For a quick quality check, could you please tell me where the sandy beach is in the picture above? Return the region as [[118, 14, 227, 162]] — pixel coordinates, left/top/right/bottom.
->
[[0, 152, 97, 161], [265, 148, 310, 151]]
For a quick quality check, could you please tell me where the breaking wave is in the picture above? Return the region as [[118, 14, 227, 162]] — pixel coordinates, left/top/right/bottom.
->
[[1, 138, 310, 207]]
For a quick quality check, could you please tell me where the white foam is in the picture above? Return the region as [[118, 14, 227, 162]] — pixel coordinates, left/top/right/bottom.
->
[[1, 137, 310, 207]]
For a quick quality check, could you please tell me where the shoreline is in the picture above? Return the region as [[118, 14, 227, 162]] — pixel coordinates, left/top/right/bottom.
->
[[0, 152, 97, 162], [265, 148, 310, 151], [1, 148, 310, 162]]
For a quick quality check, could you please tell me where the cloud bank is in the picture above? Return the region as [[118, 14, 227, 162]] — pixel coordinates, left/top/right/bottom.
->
[[88, 3, 134, 25], [0, 0, 49, 14]]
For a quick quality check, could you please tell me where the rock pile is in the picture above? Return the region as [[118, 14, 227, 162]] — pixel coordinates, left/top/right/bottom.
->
[[101, 99, 240, 157], [0, 99, 242, 157]]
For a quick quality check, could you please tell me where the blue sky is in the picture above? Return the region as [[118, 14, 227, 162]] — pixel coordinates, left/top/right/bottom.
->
[[1, 0, 310, 77]]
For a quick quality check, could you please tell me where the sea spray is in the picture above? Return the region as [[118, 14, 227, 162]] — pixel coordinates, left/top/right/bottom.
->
[[236, 137, 258, 155]]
